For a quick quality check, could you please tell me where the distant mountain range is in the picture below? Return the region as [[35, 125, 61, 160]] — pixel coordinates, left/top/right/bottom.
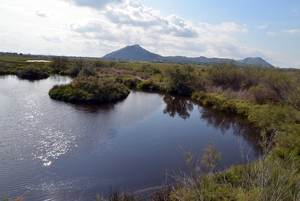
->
[[103, 44, 273, 67]]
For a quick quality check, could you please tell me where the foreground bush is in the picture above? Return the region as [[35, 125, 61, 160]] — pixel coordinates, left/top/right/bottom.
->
[[170, 155, 299, 201], [49, 76, 130, 103], [2, 195, 23, 201]]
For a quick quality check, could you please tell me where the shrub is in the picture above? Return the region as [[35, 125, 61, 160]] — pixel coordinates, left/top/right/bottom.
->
[[171, 143, 300, 201], [49, 76, 130, 104], [78, 64, 96, 77], [136, 80, 158, 90], [164, 66, 196, 96], [93, 60, 107, 68], [17, 64, 50, 80], [46, 56, 68, 74], [207, 62, 244, 91], [137, 64, 161, 74], [67, 64, 81, 77], [250, 84, 280, 104], [116, 76, 139, 88]]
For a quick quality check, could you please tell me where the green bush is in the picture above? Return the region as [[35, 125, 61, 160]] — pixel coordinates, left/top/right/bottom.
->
[[207, 62, 244, 90], [49, 76, 130, 104], [93, 60, 107, 68], [136, 80, 159, 90], [171, 148, 300, 201], [0, 61, 11, 75], [164, 66, 196, 96], [67, 64, 81, 77], [46, 56, 68, 74], [17, 64, 50, 80], [137, 64, 161, 74], [250, 84, 280, 104], [78, 64, 96, 77], [115, 76, 139, 87]]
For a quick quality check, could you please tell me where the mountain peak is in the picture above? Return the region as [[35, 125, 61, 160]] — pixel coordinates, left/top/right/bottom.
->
[[103, 45, 273, 67], [103, 44, 161, 61], [238, 57, 272, 67]]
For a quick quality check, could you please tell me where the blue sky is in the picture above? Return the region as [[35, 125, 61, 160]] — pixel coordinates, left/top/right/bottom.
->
[[0, 0, 299, 68]]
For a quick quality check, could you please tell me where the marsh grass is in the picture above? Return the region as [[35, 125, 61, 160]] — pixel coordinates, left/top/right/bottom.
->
[[2, 195, 23, 201], [170, 137, 300, 201], [96, 190, 138, 201], [16, 64, 51, 79]]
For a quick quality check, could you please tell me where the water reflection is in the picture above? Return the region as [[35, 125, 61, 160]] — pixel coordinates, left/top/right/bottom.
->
[[162, 93, 262, 155], [71, 103, 116, 114], [48, 75, 72, 82], [198, 106, 262, 154], [163, 94, 193, 120]]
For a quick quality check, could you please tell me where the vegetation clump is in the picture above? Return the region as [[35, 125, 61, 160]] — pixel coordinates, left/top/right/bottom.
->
[[16, 64, 50, 80], [169, 138, 300, 201], [164, 65, 197, 96], [46, 56, 68, 74], [49, 76, 130, 103]]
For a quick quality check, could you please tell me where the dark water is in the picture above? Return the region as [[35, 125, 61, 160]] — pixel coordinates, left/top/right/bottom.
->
[[0, 75, 261, 200]]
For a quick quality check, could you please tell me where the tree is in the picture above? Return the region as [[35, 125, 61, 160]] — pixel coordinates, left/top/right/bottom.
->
[[165, 66, 195, 95], [264, 68, 300, 110], [207, 62, 244, 90], [78, 63, 97, 77], [48, 56, 68, 74]]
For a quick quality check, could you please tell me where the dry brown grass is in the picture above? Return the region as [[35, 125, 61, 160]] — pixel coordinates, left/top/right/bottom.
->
[[14, 196, 23, 201], [204, 84, 251, 100], [97, 67, 137, 76], [97, 67, 151, 80]]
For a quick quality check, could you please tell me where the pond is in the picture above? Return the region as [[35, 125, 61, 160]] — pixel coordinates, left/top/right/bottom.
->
[[0, 75, 261, 200]]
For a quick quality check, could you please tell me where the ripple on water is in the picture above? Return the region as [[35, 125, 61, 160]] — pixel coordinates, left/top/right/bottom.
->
[[33, 126, 77, 166]]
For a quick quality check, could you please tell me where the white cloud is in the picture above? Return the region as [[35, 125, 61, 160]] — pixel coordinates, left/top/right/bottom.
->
[[35, 9, 51, 18], [68, 19, 103, 33], [0, 32, 17, 37], [267, 32, 275, 36], [62, 0, 123, 9], [64, 0, 253, 59], [282, 29, 300, 34], [256, 25, 268, 29], [0, 4, 25, 13], [41, 35, 62, 43], [167, 14, 185, 27], [199, 22, 248, 33], [56, 0, 263, 60], [105, 3, 167, 27]]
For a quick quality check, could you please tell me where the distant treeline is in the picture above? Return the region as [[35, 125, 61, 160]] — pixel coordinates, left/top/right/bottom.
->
[[0, 52, 53, 58]]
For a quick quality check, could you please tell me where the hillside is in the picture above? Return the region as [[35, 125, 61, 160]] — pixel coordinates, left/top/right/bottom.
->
[[103, 44, 162, 61], [102, 45, 273, 67], [237, 57, 272, 67]]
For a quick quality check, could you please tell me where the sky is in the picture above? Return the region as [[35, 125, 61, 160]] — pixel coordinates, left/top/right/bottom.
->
[[0, 0, 299, 68]]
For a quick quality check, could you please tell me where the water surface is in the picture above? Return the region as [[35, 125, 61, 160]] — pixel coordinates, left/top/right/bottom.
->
[[0, 75, 260, 200]]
